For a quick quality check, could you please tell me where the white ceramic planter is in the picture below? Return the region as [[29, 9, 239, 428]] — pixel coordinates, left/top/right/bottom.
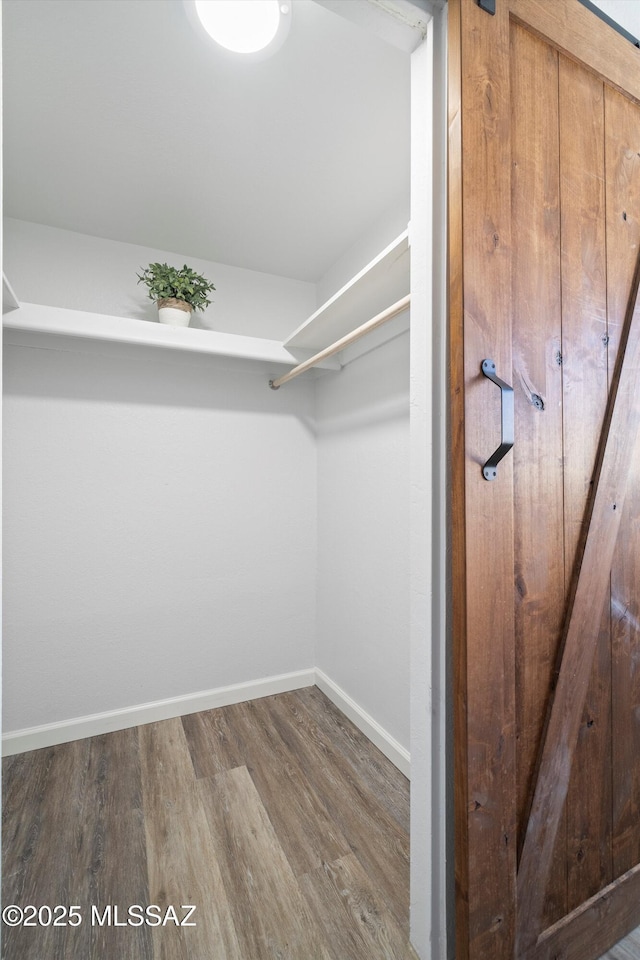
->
[[156, 298, 192, 327]]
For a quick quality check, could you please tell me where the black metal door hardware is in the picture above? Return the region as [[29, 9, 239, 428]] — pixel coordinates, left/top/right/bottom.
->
[[481, 359, 514, 481]]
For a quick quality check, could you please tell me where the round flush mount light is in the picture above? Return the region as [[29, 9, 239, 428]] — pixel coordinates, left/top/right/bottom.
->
[[187, 0, 292, 58]]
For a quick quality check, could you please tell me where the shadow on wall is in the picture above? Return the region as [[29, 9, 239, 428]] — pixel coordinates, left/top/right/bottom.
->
[[3, 341, 316, 433], [314, 329, 409, 436]]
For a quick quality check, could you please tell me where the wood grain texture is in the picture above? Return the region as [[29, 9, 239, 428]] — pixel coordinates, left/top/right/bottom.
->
[[2, 730, 152, 960], [199, 765, 332, 960], [198, 697, 351, 877], [139, 719, 241, 960], [295, 686, 410, 833], [558, 55, 613, 915], [448, 0, 470, 956], [516, 239, 640, 952], [180, 704, 247, 778], [605, 85, 640, 883], [510, 0, 640, 104], [510, 20, 566, 928], [265, 691, 411, 933], [454, 2, 640, 958], [457, 0, 517, 956], [527, 864, 640, 960], [300, 855, 419, 960], [81, 730, 153, 960], [2, 688, 414, 960]]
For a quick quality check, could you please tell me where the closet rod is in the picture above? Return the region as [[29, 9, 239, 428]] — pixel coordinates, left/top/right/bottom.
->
[[269, 293, 411, 390]]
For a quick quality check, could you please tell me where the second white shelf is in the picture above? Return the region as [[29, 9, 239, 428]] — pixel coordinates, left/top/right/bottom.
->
[[284, 229, 410, 351]]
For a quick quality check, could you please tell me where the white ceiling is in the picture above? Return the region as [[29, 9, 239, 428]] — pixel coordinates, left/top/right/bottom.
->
[[6, 0, 639, 287], [2, 0, 411, 282]]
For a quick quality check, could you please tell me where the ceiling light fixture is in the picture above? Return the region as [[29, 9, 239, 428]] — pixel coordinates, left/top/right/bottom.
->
[[188, 0, 292, 57]]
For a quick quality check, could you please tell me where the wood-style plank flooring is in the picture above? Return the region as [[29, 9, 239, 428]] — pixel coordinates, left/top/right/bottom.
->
[[2, 686, 417, 960]]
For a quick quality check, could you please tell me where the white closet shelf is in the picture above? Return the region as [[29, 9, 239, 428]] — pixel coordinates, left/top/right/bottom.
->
[[284, 229, 410, 351], [3, 228, 410, 373], [3, 273, 20, 314], [3, 303, 342, 371]]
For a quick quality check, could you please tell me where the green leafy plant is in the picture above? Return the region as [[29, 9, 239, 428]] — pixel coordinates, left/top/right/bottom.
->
[[137, 262, 216, 312]]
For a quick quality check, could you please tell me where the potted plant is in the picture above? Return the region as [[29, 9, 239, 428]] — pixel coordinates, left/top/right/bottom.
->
[[137, 262, 216, 327]]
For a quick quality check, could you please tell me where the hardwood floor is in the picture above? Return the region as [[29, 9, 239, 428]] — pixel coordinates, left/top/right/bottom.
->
[[2, 687, 417, 960]]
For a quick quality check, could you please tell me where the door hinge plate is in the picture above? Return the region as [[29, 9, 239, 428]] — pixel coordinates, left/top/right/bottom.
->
[[477, 0, 496, 14]]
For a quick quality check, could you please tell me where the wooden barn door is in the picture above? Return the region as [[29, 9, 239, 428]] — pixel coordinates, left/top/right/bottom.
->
[[450, 1, 640, 959]]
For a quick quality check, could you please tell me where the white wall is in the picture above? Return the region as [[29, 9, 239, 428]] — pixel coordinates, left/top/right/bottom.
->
[[310, 170, 411, 762], [3, 218, 410, 768], [3, 218, 316, 341], [315, 331, 410, 752], [314, 195, 410, 307], [3, 342, 317, 733], [3, 224, 320, 736], [590, 0, 640, 38]]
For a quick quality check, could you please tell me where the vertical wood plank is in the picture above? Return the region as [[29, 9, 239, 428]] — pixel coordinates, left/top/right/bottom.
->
[[266, 691, 411, 933], [559, 56, 613, 913], [509, 0, 640, 104], [2, 747, 58, 911], [509, 21, 565, 928], [299, 854, 419, 960], [605, 85, 640, 882], [448, 0, 469, 955], [295, 686, 410, 833], [183, 698, 352, 877], [516, 243, 640, 952], [219, 698, 351, 877], [456, 0, 517, 956], [1, 743, 88, 960], [2, 732, 153, 960], [198, 765, 333, 960], [80, 729, 154, 960], [139, 719, 242, 960], [181, 706, 247, 778], [454, 3, 640, 958]]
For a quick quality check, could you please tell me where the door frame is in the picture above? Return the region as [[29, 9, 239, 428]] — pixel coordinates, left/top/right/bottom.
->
[[315, 3, 452, 958], [409, 6, 451, 959]]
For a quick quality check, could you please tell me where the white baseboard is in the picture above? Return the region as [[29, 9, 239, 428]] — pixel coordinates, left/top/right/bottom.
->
[[1, 669, 316, 757], [3, 668, 410, 778], [315, 668, 410, 777]]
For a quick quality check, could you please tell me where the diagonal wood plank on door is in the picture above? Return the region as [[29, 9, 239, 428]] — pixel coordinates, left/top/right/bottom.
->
[[516, 248, 640, 951]]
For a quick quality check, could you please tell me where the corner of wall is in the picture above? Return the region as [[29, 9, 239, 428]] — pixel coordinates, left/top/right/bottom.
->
[[314, 197, 410, 308]]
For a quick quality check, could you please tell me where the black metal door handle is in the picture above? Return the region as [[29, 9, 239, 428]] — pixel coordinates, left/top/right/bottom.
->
[[481, 359, 514, 480]]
